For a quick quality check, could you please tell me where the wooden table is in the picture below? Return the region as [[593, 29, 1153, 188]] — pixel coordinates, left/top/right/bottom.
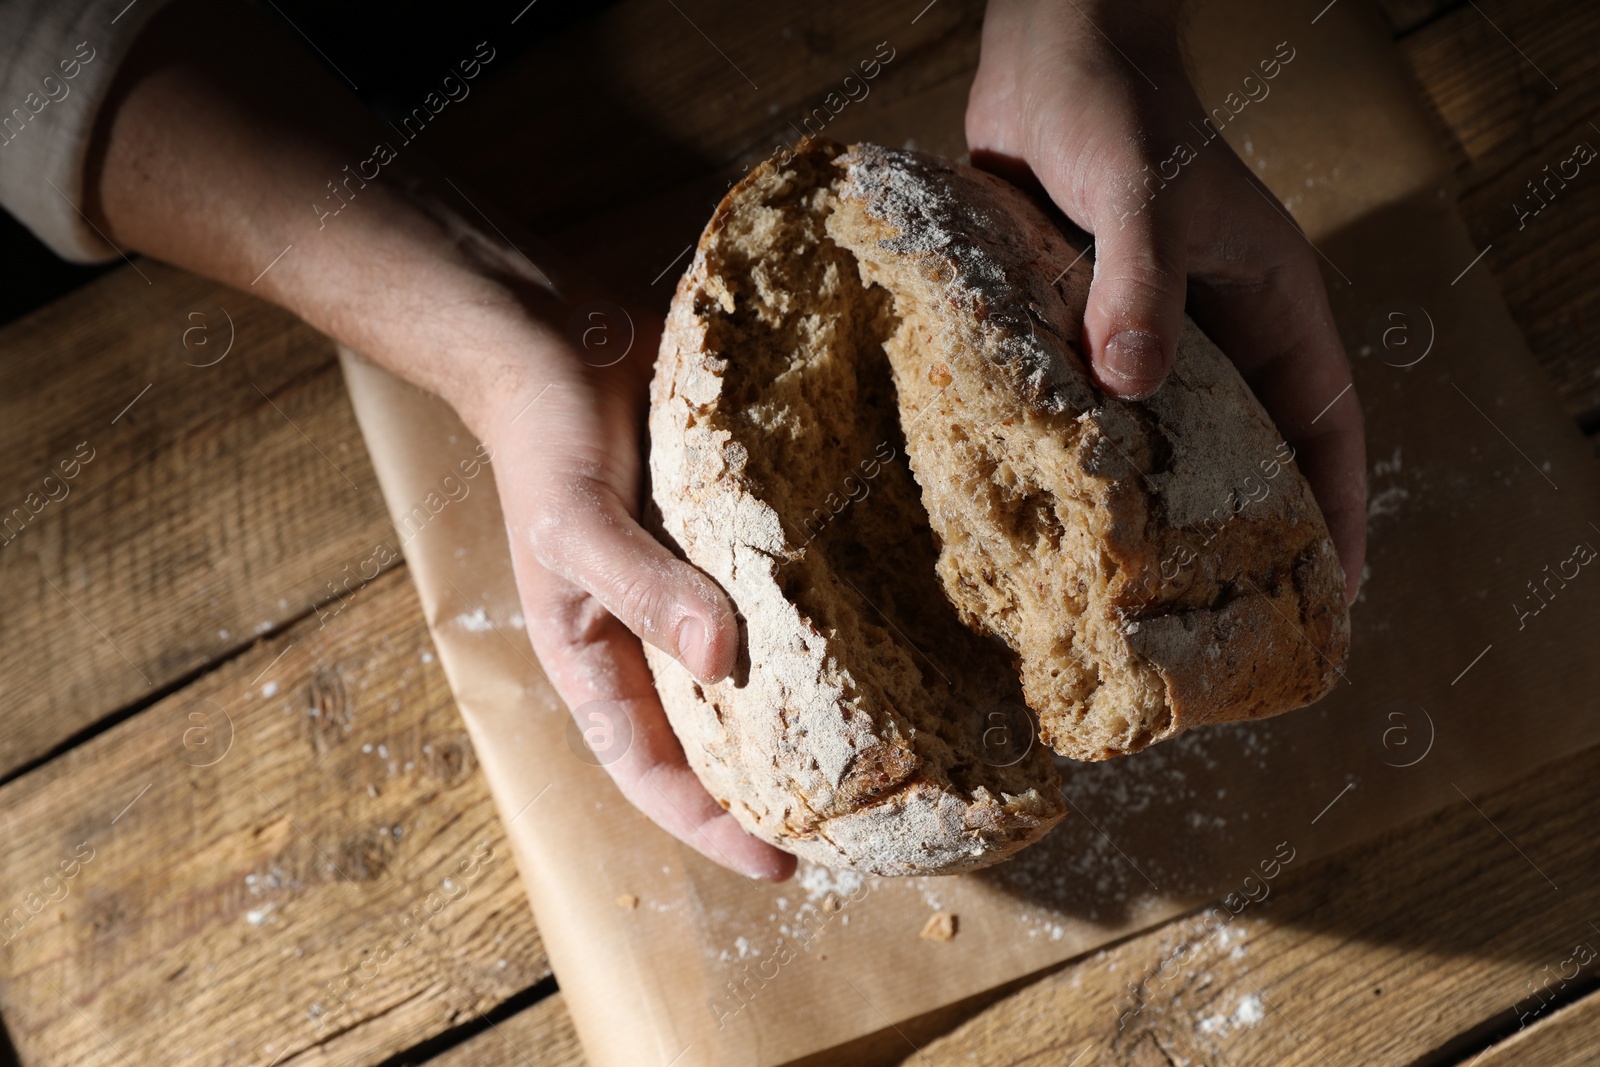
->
[[0, 1, 1596, 1064]]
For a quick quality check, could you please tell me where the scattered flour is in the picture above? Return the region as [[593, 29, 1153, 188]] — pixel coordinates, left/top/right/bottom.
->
[[1368, 485, 1409, 521], [1198, 992, 1266, 1038], [453, 608, 494, 632], [795, 863, 864, 903]]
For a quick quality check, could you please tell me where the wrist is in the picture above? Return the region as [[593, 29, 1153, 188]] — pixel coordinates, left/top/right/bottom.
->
[[89, 2, 568, 446], [262, 179, 565, 440]]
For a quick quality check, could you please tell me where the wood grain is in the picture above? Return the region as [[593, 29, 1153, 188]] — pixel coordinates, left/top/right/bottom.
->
[[422, 991, 587, 1067], [1399, 0, 1573, 170], [901, 739, 1600, 1066], [1400, 0, 1600, 420], [0, 567, 548, 1066], [0, 260, 397, 780], [1470, 987, 1600, 1066]]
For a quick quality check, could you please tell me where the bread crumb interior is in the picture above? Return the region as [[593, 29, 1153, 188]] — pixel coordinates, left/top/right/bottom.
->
[[698, 147, 1064, 812], [822, 159, 1177, 761]]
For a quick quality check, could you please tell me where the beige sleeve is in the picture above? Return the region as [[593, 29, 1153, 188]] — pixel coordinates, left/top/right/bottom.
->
[[0, 0, 177, 263]]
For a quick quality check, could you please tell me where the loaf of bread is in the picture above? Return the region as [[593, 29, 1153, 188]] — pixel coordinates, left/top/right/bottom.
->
[[644, 138, 1349, 875]]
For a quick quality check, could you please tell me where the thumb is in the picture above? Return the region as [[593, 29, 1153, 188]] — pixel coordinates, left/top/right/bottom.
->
[[1079, 182, 1192, 400], [523, 474, 739, 684]]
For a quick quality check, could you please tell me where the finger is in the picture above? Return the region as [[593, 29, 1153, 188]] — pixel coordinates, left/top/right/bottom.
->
[[1295, 406, 1366, 606], [531, 478, 738, 683], [509, 388, 739, 685], [1031, 141, 1194, 399], [1186, 179, 1367, 602], [520, 560, 796, 882], [1083, 198, 1191, 399]]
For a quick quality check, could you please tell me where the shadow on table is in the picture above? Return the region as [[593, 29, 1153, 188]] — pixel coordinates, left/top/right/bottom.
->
[[791, 188, 1600, 1066], [973, 187, 1600, 972]]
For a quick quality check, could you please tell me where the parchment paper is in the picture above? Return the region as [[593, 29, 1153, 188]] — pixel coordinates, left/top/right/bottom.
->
[[338, 1, 1600, 1064]]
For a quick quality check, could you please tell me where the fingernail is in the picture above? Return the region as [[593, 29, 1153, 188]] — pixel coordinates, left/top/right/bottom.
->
[[1104, 330, 1167, 397], [742, 854, 793, 882], [676, 616, 707, 676]]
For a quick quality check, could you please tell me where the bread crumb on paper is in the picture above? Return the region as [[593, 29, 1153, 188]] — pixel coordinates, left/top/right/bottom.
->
[[920, 912, 957, 942], [616, 893, 639, 910]]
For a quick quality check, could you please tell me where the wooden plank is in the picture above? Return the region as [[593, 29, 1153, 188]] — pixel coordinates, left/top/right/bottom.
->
[[423, 991, 587, 1067], [1399, 0, 1600, 421], [1467, 986, 1600, 1066], [429, 0, 982, 241], [1456, 152, 1600, 424], [0, 566, 549, 1066], [0, 260, 398, 779], [903, 739, 1600, 1066], [1398, 0, 1578, 171]]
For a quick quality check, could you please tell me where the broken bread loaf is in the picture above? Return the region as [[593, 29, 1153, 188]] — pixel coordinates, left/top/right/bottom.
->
[[643, 138, 1350, 875]]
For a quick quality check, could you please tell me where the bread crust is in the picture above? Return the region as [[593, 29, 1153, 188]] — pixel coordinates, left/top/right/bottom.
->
[[645, 138, 1349, 874], [645, 141, 1066, 876]]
